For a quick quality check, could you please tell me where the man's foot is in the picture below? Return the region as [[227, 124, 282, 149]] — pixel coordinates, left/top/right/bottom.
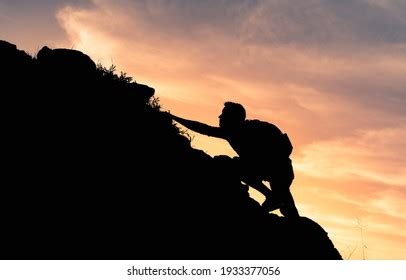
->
[[262, 198, 285, 212]]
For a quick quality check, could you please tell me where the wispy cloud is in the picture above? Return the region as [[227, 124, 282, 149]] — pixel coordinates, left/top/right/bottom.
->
[[56, 0, 406, 118], [295, 127, 406, 186]]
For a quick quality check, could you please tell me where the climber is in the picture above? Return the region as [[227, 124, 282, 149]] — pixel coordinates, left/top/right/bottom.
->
[[166, 102, 299, 218]]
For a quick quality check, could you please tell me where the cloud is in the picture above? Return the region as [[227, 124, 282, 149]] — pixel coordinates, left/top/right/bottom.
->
[[89, 0, 406, 48], [64, 0, 406, 51], [295, 126, 406, 186], [0, 0, 93, 53], [244, 0, 406, 46], [0, 2, 14, 24], [56, 1, 406, 114], [292, 123, 406, 258], [292, 167, 406, 259]]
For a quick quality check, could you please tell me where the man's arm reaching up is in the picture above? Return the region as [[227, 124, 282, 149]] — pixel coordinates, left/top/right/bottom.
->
[[167, 113, 225, 139]]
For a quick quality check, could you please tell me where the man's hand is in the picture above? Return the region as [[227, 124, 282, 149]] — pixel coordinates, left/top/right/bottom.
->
[[162, 111, 173, 119]]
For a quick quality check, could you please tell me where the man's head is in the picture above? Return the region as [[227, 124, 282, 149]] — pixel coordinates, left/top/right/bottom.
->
[[219, 102, 246, 129]]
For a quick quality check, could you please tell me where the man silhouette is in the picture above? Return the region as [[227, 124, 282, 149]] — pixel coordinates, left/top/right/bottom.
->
[[167, 102, 299, 218]]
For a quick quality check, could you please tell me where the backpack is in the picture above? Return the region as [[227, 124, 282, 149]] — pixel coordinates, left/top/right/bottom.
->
[[245, 120, 293, 159]]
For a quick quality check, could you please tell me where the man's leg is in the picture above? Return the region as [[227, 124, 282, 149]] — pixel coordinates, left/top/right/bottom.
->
[[233, 157, 272, 201], [272, 159, 299, 218], [279, 190, 299, 218], [234, 157, 283, 211], [246, 179, 286, 211], [247, 178, 273, 198]]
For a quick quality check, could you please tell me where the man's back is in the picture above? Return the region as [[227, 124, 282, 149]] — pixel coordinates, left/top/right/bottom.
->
[[225, 119, 292, 163]]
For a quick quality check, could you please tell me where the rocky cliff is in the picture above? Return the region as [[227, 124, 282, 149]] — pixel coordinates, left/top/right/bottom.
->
[[0, 40, 341, 259]]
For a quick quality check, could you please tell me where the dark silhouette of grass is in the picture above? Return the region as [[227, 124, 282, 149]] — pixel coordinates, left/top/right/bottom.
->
[[0, 39, 342, 260]]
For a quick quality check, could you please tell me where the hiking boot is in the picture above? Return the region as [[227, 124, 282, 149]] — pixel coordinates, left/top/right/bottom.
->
[[262, 198, 285, 212]]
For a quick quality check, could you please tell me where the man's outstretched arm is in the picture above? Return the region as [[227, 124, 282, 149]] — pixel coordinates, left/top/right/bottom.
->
[[168, 113, 225, 138]]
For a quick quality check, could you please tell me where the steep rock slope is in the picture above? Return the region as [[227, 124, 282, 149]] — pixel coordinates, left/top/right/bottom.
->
[[0, 40, 341, 259]]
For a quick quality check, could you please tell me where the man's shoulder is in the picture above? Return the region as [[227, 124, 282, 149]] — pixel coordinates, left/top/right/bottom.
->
[[245, 119, 282, 133], [245, 119, 292, 157]]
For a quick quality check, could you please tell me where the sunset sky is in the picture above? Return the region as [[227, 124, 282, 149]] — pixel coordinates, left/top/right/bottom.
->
[[2, 0, 405, 259]]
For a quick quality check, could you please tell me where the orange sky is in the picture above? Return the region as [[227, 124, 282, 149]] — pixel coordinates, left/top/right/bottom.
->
[[2, 0, 406, 259]]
